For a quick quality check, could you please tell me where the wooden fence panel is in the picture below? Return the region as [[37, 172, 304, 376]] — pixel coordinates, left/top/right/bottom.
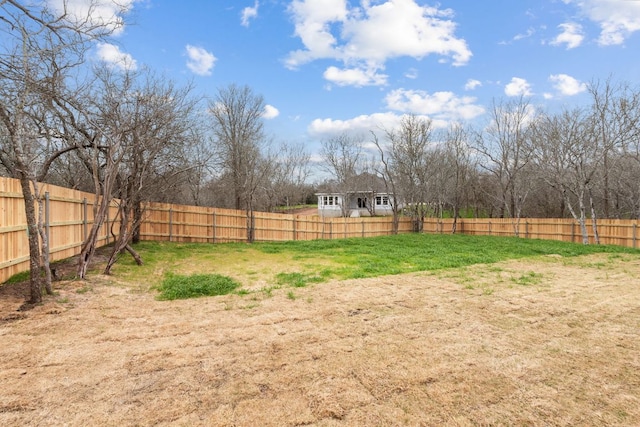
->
[[293, 215, 322, 241], [0, 177, 121, 283], [3, 175, 640, 283], [0, 177, 28, 281], [254, 211, 292, 242]]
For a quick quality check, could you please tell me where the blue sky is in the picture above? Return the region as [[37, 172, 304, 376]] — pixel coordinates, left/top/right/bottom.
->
[[53, 0, 640, 160]]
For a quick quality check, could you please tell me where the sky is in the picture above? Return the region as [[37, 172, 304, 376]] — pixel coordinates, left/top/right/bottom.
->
[[49, 0, 640, 167]]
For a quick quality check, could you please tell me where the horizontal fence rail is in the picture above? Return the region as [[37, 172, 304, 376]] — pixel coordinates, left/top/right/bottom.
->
[[1, 176, 639, 283]]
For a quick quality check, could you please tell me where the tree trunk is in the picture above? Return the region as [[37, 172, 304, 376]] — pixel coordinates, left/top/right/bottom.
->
[[78, 195, 112, 279], [18, 176, 43, 304], [103, 202, 143, 274], [391, 209, 399, 235], [246, 204, 255, 243], [589, 188, 601, 245], [36, 189, 53, 295], [451, 204, 459, 234], [131, 199, 143, 244], [578, 193, 589, 245]]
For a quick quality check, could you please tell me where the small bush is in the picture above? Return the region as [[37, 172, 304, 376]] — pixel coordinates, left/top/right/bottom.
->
[[156, 273, 240, 300]]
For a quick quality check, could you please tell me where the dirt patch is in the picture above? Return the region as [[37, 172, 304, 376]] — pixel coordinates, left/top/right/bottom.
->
[[1, 253, 639, 426]]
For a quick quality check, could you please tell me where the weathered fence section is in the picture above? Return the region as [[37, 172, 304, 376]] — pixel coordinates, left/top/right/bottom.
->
[[2, 176, 640, 283]]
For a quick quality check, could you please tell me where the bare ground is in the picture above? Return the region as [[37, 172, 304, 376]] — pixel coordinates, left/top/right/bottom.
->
[[1, 253, 639, 426]]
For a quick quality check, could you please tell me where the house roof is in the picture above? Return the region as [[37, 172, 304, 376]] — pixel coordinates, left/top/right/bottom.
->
[[315, 173, 389, 194]]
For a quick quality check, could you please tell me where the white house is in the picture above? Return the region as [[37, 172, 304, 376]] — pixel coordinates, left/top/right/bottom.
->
[[316, 191, 396, 218]]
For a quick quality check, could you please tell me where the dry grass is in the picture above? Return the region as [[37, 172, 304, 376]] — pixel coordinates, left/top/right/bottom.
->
[[1, 253, 639, 426]]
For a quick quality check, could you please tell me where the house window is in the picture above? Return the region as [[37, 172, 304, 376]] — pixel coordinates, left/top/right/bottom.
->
[[357, 197, 368, 208], [375, 195, 389, 206], [320, 195, 340, 207]]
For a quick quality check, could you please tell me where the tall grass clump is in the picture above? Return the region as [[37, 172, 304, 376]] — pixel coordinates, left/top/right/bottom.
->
[[156, 273, 240, 300]]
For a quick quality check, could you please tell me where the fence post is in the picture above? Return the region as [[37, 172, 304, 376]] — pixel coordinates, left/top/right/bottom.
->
[[571, 222, 575, 243], [212, 211, 216, 243], [169, 208, 173, 242], [525, 221, 529, 239], [83, 198, 88, 241], [293, 216, 297, 241], [344, 217, 347, 239], [488, 221, 491, 236], [329, 221, 333, 240], [362, 219, 365, 238], [45, 192, 50, 249], [633, 223, 637, 249]]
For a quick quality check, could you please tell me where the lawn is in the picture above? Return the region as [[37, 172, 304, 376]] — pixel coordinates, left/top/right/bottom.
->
[[110, 234, 636, 298], [1, 234, 639, 426]]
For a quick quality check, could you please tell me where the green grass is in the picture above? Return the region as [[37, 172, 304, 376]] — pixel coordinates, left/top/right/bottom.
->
[[512, 271, 544, 286], [254, 234, 637, 280], [108, 234, 639, 299], [275, 272, 327, 288], [155, 273, 240, 300], [4, 270, 30, 284]]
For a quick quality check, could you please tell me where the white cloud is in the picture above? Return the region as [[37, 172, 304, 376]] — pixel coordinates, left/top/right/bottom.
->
[[551, 22, 584, 49], [263, 104, 280, 119], [286, 0, 471, 87], [464, 79, 482, 91], [308, 112, 456, 141], [513, 27, 536, 41], [565, 0, 640, 45], [549, 73, 586, 96], [308, 112, 404, 137], [96, 43, 137, 71], [323, 66, 388, 87], [46, 0, 137, 36], [308, 88, 485, 138], [505, 77, 533, 97], [385, 88, 485, 121], [241, 1, 259, 27], [185, 45, 216, 76], [404, 68, 419, 79]]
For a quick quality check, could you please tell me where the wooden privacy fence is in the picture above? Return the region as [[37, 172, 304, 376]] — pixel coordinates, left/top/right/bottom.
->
[[138, 202, 417, 243], [0, 177, 120, 283], [2, 175, 640, 283]]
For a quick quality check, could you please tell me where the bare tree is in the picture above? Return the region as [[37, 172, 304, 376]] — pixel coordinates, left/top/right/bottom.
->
[[178, 128, 215, 207], [442, 123, 474, 233], [473, 96, 535, 236], [0, 0, 125, 303], [208, 84, 270, 241], [74, 67, 133, 279], [209, 84, 266, 207], [587, 78, 640, 218], [532, 108, 603, 244], [320, 132, 364, 217], [263, 142, 311, 211], [383, 115, 434, 232], [102, 69, 201, 273], [371, 132, 402, 233]]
